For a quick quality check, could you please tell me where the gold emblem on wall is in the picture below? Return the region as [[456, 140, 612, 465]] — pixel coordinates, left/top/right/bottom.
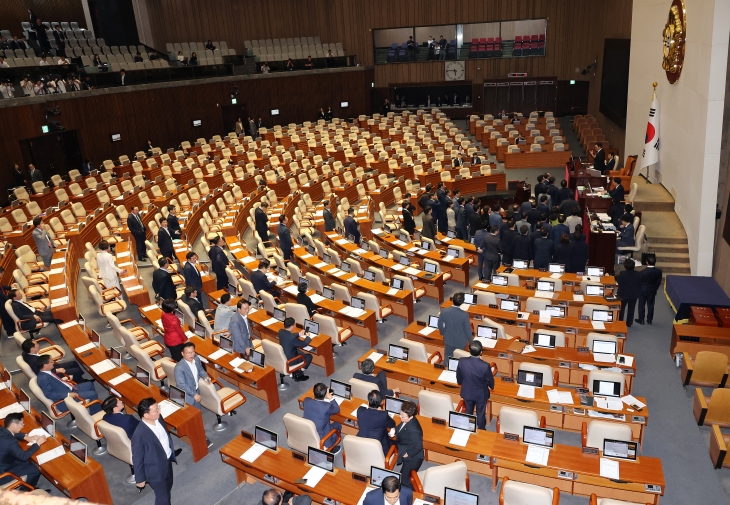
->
[[662, 0, 686, 84]]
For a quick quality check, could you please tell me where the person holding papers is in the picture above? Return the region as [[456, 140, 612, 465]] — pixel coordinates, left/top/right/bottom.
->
[[616, 258, 641, 327], [353, 359, 400, 397], [0, 412, 46, 489], [394, 401, 423, 488], [277, 317, 311, 382], [356, 389, 395, 454], [438, 293, 473, 358], [363, 476, 412, 505], [133, 398, 177, 505], [456, 340, 494, 430], [303, 383, 342, 454], [97, 240, 126, 291], [37, 355, 101, 415], [102, 396, 140, 439]]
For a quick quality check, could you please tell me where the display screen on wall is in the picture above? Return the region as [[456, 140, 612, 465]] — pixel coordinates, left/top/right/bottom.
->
[[599, 38, 631, 128]]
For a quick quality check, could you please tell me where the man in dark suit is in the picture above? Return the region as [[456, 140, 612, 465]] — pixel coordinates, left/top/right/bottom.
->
[[526, 201, 542, 229], [128, 206, 148, 261], [101, 395, 140, 439], [417, 190, 431, 213], [402, 203, 416, 234], [533, 227, 555, 270], [0, 279, 15, 337], [117, 69, 130, 86], [0, 412, 45, 489], [52, 26, 66, 56], [37, 355, 101, 414], [636, 255, 663, 325], [438, 293, 473, 358], [12, 164, 26, 189], [278, 215, 293, 261], [534, 174, 548, 199], [556, 179, 572, 206], [180, 286, 210, 322], [605, 152, 616, 173], [344, 207, 361, 243], [435, 182, 448, 233], [473, 223, 489, 281], [251, 259, 280, 296], [512, 225, 533, 264], [255, 202, 270, 241], [22, 338, 85, 382], [470, 153, 482, 165], [157, 218, 174, 260], [133, 398, 177, 505], [34, 18, 50, 52], [208, 236, 229, 290], [482, 225, 502, 280], [28, 164, 43, 184], [353, 358, 399, 397], [356, 390, 395, 454], [500, 219, 518, 265], [456, 341, 494, 430], [616, 258, 641, 327], [277, 317, 311, 381], [608, 177, 625, 202], [166, 206, 182, 239], [9, 289, 61, 330], [303, 383, 342, 454], [152, 258, 177, 301], [322, 201, 336, 232], [183, 252, 203, 302], [420, 206, 437, 240], [545, 176, 558, 203], [617, 214, 635, 250], [394, 401, 423, 487], [591, 143, 606, 173], [550, 215, 570, 248], [363, 476, 412, 505], [261, 488, 312, 505]]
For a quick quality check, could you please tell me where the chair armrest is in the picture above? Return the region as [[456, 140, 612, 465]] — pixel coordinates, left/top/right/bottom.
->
[[680, 352, 693, 385], [582, 375, 588, 389], [101, 286, 123, 299], [711, 425, 728, 468], [50, 398, 71, 418], [38, 345, 66, 360], [16, 318, 42, 332], [210, 378, 223, 388], [428, 351, 442, 365], [101, 301, 125, 314], [0, 472, 34, 491], [286, 355, 306, 373], [410, 469, 423, 493], [82, 398, 102, 412], [220, 390, 246, 414], [154, 362, 166, 380], [581, 422, 587, 447], [320, 429, 341, 451], [552, 488, 560, 505], [539, 416, 546, 429], [23, 285, 49, 296], [35, 336, 59, 349], [693, 389, 709, 425], [589, 493, 598, 505]]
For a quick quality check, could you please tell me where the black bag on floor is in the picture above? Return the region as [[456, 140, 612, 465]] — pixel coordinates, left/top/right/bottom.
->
[[641, 252, 656, 265]]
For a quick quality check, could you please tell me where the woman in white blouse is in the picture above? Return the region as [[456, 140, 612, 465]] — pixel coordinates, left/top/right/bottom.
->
[[97, 240, 126, 290]]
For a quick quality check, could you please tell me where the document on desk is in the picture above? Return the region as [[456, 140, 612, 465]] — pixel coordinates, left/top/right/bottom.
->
[[50, 297, 69, 307], [617, 354, 634, 366], [403, 267, 421, 276], [521, 345, 536, 354], [593, 352, 616, 363], [386, 288, 399, 295], [621, 395, 646, 409], [241, 443, 268, 463], [517, 384, 535, 399], [351, 403, 368, 416], [600, 457, 620, 479], [117, 251, 130, 258], [391, 264, 405, 271], [547, 389, 574, 405], [242, 256, 256, 264], [0, 403, 24, 419], [594, 397, 623, 411], [349, 276, 361, 283], [74, 342, 96, 353], [36, 446, 66, 466], [109, 373, 132, 386], [302, 465, 328, 488], [121, 275, 137, 282], [459, 303, 472, 311], [366, 352, 384, 364], [591, 321, 606, 330], [50, 267, 65, 275], [442, 255, 455, 262], [538, 311, 551, 324], [573, 294, 585, 302], [535, 291, 554, 299], [474, 282, 490, 290], [474, 337, 497, 348], [51, 257, 65, 265], [525, 445, 550, 466], [371, 228, 383, 235], [230, 357, 246, 369], [141, 304, 158, 312], [353, 249, 367, 255], [208, 349, 228, 361], [158, 400, 181, 419], [550, 273, 562, 279], [260, 317, 280, 327], [393, 240, 407, 247], [50, 284, 66, 291], [284, 285, 299, 296], [127, 285, 143, 291], [310, 294, 326, 304], [449, 429, 471, 447], [438, 370, 458, 384], [335, 239, 348, 245], [28, 427, 52, 439], [90, 359, 116, 375], [418, 326, 438, 336]]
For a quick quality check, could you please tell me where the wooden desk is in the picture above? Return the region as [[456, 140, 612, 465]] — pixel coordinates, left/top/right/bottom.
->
[[370, 179, 405, 209], [444, 172, 508, 198], [496, 265, 617, 290], [114, 241, 153, 308], [504, 151, 573, 170], [58, 323, 210, 462], [670, 324, 730, 359]]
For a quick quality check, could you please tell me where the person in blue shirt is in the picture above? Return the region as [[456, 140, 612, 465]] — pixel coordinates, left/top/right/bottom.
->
[[101, 395, 139, 439], [302, 383, 342, 454]]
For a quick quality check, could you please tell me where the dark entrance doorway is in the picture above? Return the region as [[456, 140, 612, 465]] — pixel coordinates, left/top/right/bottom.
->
[[221, 104, 248, 136], [18, 130, 83, 182]]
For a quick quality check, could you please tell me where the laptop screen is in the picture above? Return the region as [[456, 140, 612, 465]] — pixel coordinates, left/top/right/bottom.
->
[[523, 426, 554, 448], [308, 447, 335, 472], [449, 411, 477, 433], [307, 245, 315, 255], [399, 255, 410, 266], [322, 253, 331, 264], [248, 295, 259, 308], [533, 332, 556, 348], [447, 247, 459, 258], [169, 385, 186, 407], [463, 293, 477, 305], [90, 330, 101, 348], [322, 286, 335, 300], [447, 230, 456, 239], [536, 280, 555, 292], [593, 380, 621, 397], [517, 369, 543, 388], [304, 319, 319, 335], [194, 321, 206, 337], [249, 349, 265, 367], [545, 305, 565, 318], [548, 263, 565, 274], [513, 259, 528, 269], [447, 357, 459, 372], [603, 439, 638, 460], [388, 344, 409, 361], [219, 335, 234, 353], [329, 379, 351, 400], [347, 234, 355, 243], [69, 434, 88, 464], [445, 488, 479, 505], [500, 299, 518, 312], [174, 309, 185, 327], [255, 425, 278, 450], [228, 283, 238, 297], [385, 396, 404, 415], [341, 261, 351, 273], [40, 411, 55, 437], [379, 249, 389, 259], [370, 466, 400, 487], [586, 266, 604, 277], [477, 325, 497, 339], [360, 239, 369, 251], [351, 297, 365, 310], [135, 366, 150, 387], [592, 310, 613, 322], [390, 278, 404, 290], [593, 340, 617, 355], [421, 241, 432, 251], [428, 315, 439, 328], [273, 307, 286, 321], [424, 262, 437, 273], [399, 232, 410, 243], [492, 275, 508, 286], [364, 270, 376, 282], [586, 284, 605, 297], [110, 346, 122, 367]]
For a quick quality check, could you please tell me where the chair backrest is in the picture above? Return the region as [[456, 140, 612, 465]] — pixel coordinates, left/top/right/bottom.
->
[[420, 461, 468, 499], [525, 297, 550, 312], [502, 480, 555, 505], [342, 435, 386, 475], [585, 420, 633, 449], [159, 360, 177, 387], [261, 338, 288, 375], [418, 390, 454, 419], [517, 362, 554, 386], [283, 412, 320, 454], [198, 378, 227, 415], [581, 304, 610, 318], [16, 355, 36, 380], [28, 377, 59, 419], [176, 299, 197, 328], [498, 406, 539, 435], [97, 421, 133, 464], [585, 332, 618, 351], [397, 338, 429, 363], [348, 377, 376, 400], [692, 352, 730, 384], [64, 396, 101, 440], [481, 316, 508, 340]]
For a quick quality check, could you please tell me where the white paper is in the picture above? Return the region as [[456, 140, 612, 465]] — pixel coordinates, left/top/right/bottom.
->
[[231, 248, 244, 254], [386, 288, 398, 295], [336, 239, 348, 245], [353, 249, 367, 255], [593, 353, 616, 363], [121, 275, 136, 282], [526, 445, 550, 466], [158, 399, 181, 419], [538, 311, 551, 324], [241, 443, 267, 463], [366, 352, 384, 363], [391, 264, 406, 271], [241, 256, 256, 264], [621, 395, 645, 409], [314, 262, 327, 269], [141, 304, 158, 312], [474, 337, 497, 348], [550, 273, 562, 279], [418, 326, 438, 336], [118, 262, 133, 267], [127, 285, 143, 291], [535, 291, 554, 299], [517, 384, 535, 399], [403, 267, 421, 275], [117, 251, 130, 257], [591, 321, 606, 330], [302, 466, 328, 488], [547, 389, 574, 405], [28, 428, 52, 439], [573, 294, 584, 301], [74, 343, 96, 353], [109, 373, 132, 386], [443, 255, 454, 262], [474, 282, 490, 290], [449, 429, 471, 447], [49, 268, 64, 275], [0, 403, 25, 419], [599, 457, 620, 479], [50, 297, 69, 307], [90, 359, 116, 375], [208, 349, 228, 361], [349, 275, 362, 283], [351, 403, 368, 416], [594, 397, 623, 411], [51, 257, 65, 265], [617, 355, 634, 366], [230, 357, 245, 368], [310, 294, 326, 304], [36, 446, 66, 465], [521, 345, 536, 354], [260, 317, 279, 327], [185, 331, 195, 338], [459, 303, 472, 311], [50, 285, 66, 291], [439, 370, 458, 384]]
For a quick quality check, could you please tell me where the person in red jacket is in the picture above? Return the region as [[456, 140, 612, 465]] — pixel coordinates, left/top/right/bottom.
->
[[161, 299, 187, 361]]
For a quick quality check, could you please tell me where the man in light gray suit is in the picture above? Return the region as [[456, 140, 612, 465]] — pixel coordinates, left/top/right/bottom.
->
[[229, 299, 259, 355], [438, 293, 473, 358], [31, 216, 55, 268], [173, 342, 209, 408]]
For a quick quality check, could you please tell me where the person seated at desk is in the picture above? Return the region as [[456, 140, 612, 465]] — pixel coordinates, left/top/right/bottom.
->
[[37, 355, 101, 415], [605, 152, 616, 172], [101, 395, 139, 439], [303, 383, 342, 454], [21, 338, 85, 383], [180, 286, 213, 323], [609, 199, 628, 228], [261, 488, 312, 505], [213, 293, 236, 331], [617, 214, 635, 251], [515, 135, 526, 145], [251, 259, 281, 297], [357, 389, 395, 454], [277, 317, 311, 382], [470, 153, 482, 165], [0, 412, 46, 490], [353, 358, 400, 396], [9, 289, 63, 331], [363, 475, 412, 505], [297, 283, 318, 317], [394, 401, 423, 488]]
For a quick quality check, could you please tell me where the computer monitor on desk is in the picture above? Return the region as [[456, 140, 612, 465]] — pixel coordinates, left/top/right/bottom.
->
[[273, 307, 286, 322], [449, 411, 477, 433], [592, 340, 617, 355], [168, 385, 186, 407], [513, 259, 528, 269], [110, 346, 123, 367], [308, 447, 335, 472], [500, 299, 518, 312], [219, 335, 234, 353], [322, 286, 335, 300], [545, 305, 565, 318], [428, 315, 439, 328], [592, 309, 613, 322], [536, 280, 555, 292], [445, 488, 479, 505], [585, 284, 605, 297], [523, 426, 554, 448], [385, 396, 404, 415], [603, 439, 638, 461], [90, 330, 101, 348], [586, 266, 605, 277], [351, 297, 365, 310], [424, 261, 437, 274], [492, 274, 508, 286], [517, 369, 543, 388], [370, 466, 400, 488], [463, 293, 477, 305], [69, 435, 88, 464], [255, 425, 278, 451], [330, 379, 352, 400], [390, 278, 404, 290], [593, 379, 621, 397], [548, 263, 565, 274], [248, 349, 266, 368], [533, 332, 556, 349], [476, 325, 497, 340], [447, 357, 460, 371], [364, 270, 376, 282], [388, 344, 409, 361], [135, 366, 150, 387], [40, 411, 55, 437]]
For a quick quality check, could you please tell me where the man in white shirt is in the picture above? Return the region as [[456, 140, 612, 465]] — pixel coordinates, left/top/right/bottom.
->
[[132, 398, 180, 505], [0, 82, 13, 99], [0, 57, 9, 68], [173, 342, 209, 408], [38, 56, 49, 66], [57, 56, 70, 65], [213, 292, 236, 331]]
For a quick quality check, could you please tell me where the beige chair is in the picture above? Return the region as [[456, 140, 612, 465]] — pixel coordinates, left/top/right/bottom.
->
[[585, 370, 625, 396], [682, 351, 730, 388], [617, 224, 646, 257], [97, 421, 136, 483], [496, 406, 545, 436], [5, 299, 45, 336], [261, 339, 305, 390], [16, 245, 43, 272], [159, 360, 177, 388], [64, 396, 106, 455], [198, 377, 246, 431], [517, 362, 558, 387], [89, 285, 126, 317], [342, 435, 397, 475], [397, 338, 441, 364], [525, 297, 551, 312], [418, 390, 463, 419], [357, 291, 392, 323], [129, 343, 175, 387], [585, 332, 619, 352], [581, 304, 610, 318], [394, 274, 426, 302], [28, 377, 75, 427], [500, 477, 560, 505], [532, 329, 566, 348], [480, 316, 509, 340], [348, 377, 378, 401], [411, 461, 469, 500], [283, 412, 341, 453], [314, 313, 353, 349], [582, 420, 633, 449]]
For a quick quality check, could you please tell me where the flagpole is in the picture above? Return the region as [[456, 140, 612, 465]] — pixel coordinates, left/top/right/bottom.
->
[[640, 82, 658, 184]]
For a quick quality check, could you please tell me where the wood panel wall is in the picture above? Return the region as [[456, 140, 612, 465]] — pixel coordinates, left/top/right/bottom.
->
[[0, 68, 372, 199], [0, 0, 87, 38]]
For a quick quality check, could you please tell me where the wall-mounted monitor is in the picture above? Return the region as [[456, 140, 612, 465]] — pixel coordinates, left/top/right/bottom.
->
[[110, 133, 121, 142], [271, 109, 280, 115], [340, 101, 349, 107], [192, 119, 202, 127]]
